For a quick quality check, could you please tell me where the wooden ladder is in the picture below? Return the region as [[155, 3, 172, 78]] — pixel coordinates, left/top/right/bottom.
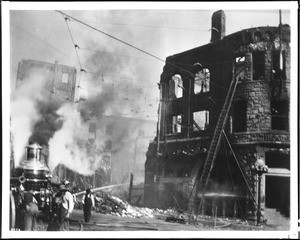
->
[[188, 67, 240, 216]]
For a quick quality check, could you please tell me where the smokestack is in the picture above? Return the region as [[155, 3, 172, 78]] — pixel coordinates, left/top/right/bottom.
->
[[211, 10, 226, 43]]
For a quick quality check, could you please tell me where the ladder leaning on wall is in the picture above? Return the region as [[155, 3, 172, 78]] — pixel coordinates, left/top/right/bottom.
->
[[187, 64, 240, 218]]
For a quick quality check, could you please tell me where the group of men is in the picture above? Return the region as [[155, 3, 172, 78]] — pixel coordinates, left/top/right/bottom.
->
[[14, 179, 96, 231], [48, 181, 96, 229], [47, 180, 75, 231]]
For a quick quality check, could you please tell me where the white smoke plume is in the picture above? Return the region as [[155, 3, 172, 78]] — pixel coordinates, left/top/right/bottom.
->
[[48, 103, 104, 175], [10, 70, 48, 166]]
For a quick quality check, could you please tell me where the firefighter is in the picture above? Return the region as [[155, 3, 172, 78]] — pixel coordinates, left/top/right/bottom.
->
[[22, 190, 39, 231], [82, 188, 95, 223], [14, 182, 39, 231], [57, 184, 74, 231], [47, 182, 60, 231]]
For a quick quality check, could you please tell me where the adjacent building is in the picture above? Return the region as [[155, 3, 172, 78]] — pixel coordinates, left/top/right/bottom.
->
[[16, 59, 77, 103]]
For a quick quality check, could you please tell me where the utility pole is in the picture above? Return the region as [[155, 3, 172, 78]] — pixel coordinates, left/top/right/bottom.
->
[[128, 173, 134, 204]]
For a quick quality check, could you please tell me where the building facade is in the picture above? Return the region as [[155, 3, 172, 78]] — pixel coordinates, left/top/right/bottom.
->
[[144, 10, 290, 220], [16, 59, 77, 103]]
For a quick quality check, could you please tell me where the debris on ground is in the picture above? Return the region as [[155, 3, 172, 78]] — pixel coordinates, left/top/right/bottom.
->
[[75, 191, 278, 231], [165, 216, 187, 224], [80, 191, 155, 218]]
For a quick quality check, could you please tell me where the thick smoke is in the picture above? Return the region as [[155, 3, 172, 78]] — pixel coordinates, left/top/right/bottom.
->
[[10, 70, 48, 166], [29, 100, 63, 145], [12, 10, 159, 179], [48, 103, 102, 175]]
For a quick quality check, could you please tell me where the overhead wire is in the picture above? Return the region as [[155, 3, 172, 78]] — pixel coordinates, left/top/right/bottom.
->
[[11, 17, 246, 100], [12, 12, 282, 120], [11, 17, 160, 106], [63, 16, 83, 70], [83, 20, 211, 32], [55, 10, 199, 78], [61, 14, 86, 89]]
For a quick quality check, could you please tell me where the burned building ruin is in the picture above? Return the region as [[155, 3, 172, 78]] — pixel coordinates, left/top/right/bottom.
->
[[144, 10, 290, 221]]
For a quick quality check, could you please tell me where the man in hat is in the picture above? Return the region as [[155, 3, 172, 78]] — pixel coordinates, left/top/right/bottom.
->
[[64, 180, 78, 207], [82, 188, 95, 223], [58, 184, 74, 231]]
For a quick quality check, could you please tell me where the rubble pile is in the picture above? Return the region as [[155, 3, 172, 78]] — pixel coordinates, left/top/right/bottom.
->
[[93, 192, 155, 218]]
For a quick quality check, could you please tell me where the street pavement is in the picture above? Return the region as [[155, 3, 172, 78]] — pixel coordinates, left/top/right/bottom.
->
[[35, 209, 290, 232]]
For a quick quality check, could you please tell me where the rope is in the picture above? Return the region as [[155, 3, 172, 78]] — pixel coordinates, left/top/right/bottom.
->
[[222, 130, 257, 206], [223, 136, 246, 220]]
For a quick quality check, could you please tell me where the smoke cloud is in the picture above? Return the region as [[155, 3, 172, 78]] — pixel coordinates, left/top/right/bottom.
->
[[10, 69, 48, 166], [11, 10, 160, 180], [48, 103, 101, 175]]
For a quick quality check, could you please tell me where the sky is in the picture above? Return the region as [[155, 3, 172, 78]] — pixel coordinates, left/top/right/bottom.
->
[[2, 1, 299, 238], [7, 3, 292, 121]]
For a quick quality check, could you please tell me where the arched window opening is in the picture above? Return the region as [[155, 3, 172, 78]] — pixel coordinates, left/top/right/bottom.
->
[[194, 68, 210, 94], [168, 74, 183, 99]]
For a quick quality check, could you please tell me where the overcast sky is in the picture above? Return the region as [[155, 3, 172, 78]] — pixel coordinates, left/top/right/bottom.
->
[[5, 2, 294, 121]]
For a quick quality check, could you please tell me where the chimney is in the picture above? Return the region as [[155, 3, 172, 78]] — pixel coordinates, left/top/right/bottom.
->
[[211, 10, 226, 43]]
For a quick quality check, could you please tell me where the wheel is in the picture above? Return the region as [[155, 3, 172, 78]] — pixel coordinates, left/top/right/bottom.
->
[[10, 191, 16, 230]]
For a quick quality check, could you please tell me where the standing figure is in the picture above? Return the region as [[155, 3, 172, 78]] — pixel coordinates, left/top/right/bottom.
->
[[82, 188, 95, 223], [64, 180, 78, 209], [58, 184, 74, 231], [22, 190, 39, 231], [13, 183, 39, 231], [47, 183, 60, 231]]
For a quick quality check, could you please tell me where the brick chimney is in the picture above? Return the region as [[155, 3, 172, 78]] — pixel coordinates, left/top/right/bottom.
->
[[211, 10, 226, 43]]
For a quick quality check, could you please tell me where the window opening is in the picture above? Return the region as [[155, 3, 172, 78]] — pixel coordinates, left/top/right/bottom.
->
[[253, 51, 265, 80], [61, 73, 69, 83], [194, 68, 210, 94], [236, 56, 245, 81], [165, 115, 182, 134], [172, 115, 182, 133], [232, 101, 247, 132], [271, 100, 289, 131], [193, 111, 209, 131], [265, 151, 290, 170], [168, 75, 183, 99], [272, 51, 286, 80]]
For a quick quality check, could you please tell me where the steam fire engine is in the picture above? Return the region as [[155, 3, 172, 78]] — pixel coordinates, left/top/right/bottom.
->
[[10, 143, 53, 230]]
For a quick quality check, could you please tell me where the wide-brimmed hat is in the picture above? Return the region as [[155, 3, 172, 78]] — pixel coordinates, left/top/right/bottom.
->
[[58, 184, 68, 191]]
